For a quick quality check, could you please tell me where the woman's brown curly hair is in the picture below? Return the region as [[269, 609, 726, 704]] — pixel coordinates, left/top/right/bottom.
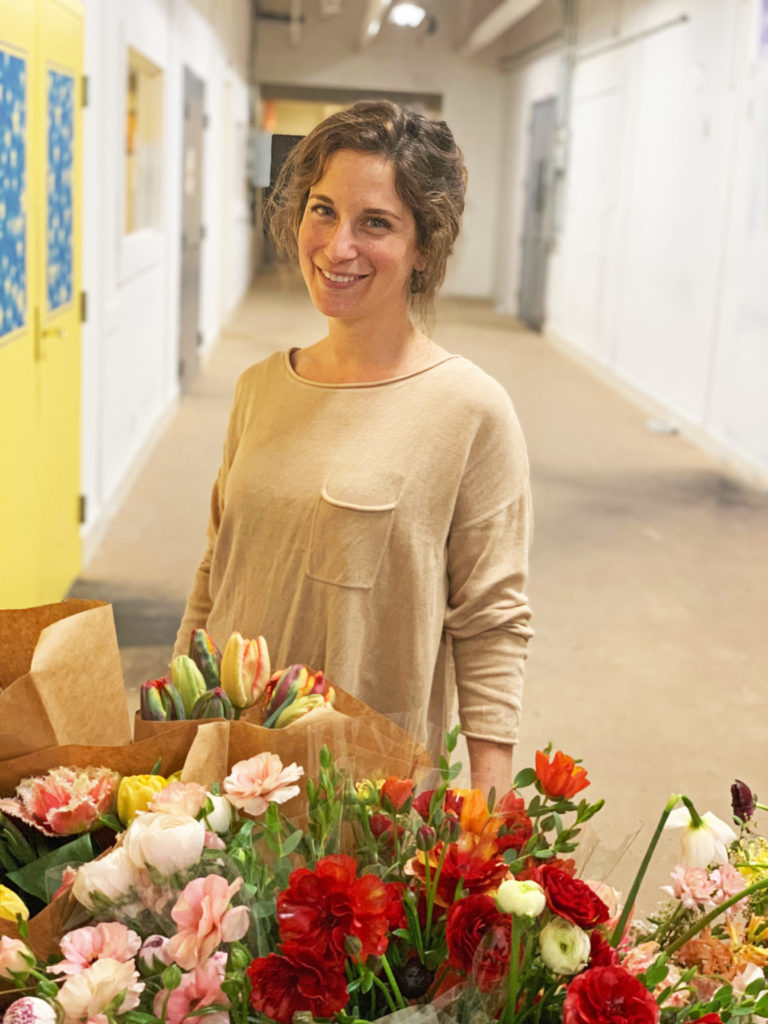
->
[[267, 100, 467, 323]]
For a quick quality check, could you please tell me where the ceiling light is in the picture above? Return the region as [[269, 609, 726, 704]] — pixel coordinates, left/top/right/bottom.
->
[[389, 3, 426, 28]]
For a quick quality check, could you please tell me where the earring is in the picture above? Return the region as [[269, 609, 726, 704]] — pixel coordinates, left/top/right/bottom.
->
[[410, 269, 426, 294]]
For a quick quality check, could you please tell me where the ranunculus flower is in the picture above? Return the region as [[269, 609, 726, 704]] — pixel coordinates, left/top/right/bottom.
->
[[380, 777, 414, 813], [154, 960, 229, 1024], [495, 878, 546, 918], [166, 875, 249, 969], [0, 884, 29, 922], [664, 807, 737, 868], [201, 793, 233, 833], [563, 965, 660, 1024], [57, 957, 144, 1021], [535, 750, 589, 800], [407, 834, 510, 905], [223, 753, 303, 816], [0, 766, 119, 836], [247, 941, 350, 1024], [277, 853, 390, 962], [445, 893, 509, 983], [539, 917, 591, 975], [71, 846, 140, 910], [116, 774, 169, 825], [2, 997, 58, 1024], [492, 789, 534, 852], [539, 864, 610, 928], [138, 934, 173, 971], [122, 811, 206, 874], [589, 930, 619, 967], [149, 781, 207, 818], [690, 1015, 723, 1023], [0, 935, 34, 980], [622, 940, 661, 976], [51, 922, 141, 976]]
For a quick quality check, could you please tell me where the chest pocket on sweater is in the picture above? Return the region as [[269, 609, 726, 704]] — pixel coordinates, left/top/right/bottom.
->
[[307, 469, 403, 589]]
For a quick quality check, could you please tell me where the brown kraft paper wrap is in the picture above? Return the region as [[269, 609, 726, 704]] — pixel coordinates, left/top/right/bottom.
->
[[0, 600, 131, 759]]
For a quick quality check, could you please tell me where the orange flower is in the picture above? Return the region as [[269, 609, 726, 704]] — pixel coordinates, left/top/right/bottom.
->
[[380, 777, 414, 813], [535, 750, 589, 800]]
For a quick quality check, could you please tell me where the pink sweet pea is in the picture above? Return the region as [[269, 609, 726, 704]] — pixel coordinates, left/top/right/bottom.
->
[[149, 782, 208, 817], [153, 960, 229, 1024], [56, 958, 144, 1021], [0, 767, 119, 837], [165, 875, 249, 970], [223, 753, 303, 816], [50, 922, 141, 977]]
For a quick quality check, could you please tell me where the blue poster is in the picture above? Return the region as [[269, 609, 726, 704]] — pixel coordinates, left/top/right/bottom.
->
[[47, 68, 74, 312], [0, 49, 26, 339]]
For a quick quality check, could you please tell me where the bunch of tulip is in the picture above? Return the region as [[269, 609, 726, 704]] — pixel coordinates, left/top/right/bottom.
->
[[4, 736, 768, 1024]]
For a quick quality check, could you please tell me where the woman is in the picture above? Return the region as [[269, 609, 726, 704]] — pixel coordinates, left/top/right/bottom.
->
[[174, 101, 533, 791]]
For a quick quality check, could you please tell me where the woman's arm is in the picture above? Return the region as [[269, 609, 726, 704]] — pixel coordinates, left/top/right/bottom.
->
[[467, 735, 515, 795]]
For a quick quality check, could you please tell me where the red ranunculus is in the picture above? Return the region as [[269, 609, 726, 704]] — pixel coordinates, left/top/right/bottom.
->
[[563, 965, 660, 1024], [247, 941, 349, 1024], [589, 929, 619, 967], [413, 788, 463, 822], [445, 893, 508, 973], [384, 881, 407, 930], [690, 1016, 722, 1023], [369, 813, 404, 842], [277, 854, 390, 961], [539, 864, 610, 928], [493, 790, 533, 852], [380, 777, 414, 812], [535, 750, 590, 800]]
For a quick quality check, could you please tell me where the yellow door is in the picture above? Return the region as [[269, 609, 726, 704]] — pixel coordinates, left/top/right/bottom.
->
[[0, 0, 83, 607]]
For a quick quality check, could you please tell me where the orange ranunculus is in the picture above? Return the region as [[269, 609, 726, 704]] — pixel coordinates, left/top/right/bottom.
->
[[454, 789, 490, 835], [535, 750, 590, 800], [380, 777, 414, 813]]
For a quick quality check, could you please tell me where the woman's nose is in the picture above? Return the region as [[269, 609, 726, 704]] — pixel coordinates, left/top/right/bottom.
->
[[324, 220, 357, 261]]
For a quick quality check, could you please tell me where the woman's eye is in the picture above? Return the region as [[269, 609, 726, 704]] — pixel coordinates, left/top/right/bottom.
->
[[366, 216, 391, 230], [310, 203, 334, 217]]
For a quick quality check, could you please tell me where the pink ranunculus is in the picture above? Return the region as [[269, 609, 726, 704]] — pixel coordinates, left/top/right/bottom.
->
[[0, 935, 34, 980], [56, 958, 144, 1022], [0, 767, 119, 837], [223, 753, 304, 816], [149, 781, 208, 817], [51, 922, 141, 977], [203, 830, 227, 851], [662, 865, 718, 910], [165, 875, 249, 970], [153, 960, 229, 1024], [122, 811, 206, 875], [138, 934, 173, 971], [622, 940, 661, 976]]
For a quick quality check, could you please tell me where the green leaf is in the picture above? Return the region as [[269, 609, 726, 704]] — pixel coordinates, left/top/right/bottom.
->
[[641, 956, 668, 988], [150, 757, 163, 775], [514, 767, 537, 789], [6, 833, 94, 902], [280, 831, 303, 857]]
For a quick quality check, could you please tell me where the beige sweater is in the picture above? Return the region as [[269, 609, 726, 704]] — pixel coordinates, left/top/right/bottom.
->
[[174, 350, 533, 759]]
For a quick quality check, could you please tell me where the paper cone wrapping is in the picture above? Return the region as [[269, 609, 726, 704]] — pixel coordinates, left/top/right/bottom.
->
[[0, 600, 131, 758]]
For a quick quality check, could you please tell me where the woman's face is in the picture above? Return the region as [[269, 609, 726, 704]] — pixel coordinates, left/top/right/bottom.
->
[[297, 148, 424, 325]]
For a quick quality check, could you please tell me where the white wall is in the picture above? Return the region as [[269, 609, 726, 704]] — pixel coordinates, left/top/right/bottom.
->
[[81, 0, 254, 558], [254, 16, 504, 301], [499, 0, 768, 482]]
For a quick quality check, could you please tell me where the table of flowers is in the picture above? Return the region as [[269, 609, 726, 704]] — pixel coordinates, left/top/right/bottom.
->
[[2, 601, 768, 1024]]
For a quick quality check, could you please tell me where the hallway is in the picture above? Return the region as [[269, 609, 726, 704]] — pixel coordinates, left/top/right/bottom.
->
[[70, 267, 768, 907]]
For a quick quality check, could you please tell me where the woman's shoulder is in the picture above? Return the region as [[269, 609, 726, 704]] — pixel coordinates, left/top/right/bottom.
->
[[430, 355, 517, 419]]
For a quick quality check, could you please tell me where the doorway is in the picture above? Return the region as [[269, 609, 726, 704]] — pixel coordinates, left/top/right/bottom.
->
[[518, 96, 557, 330], [178, 66, 205, 391]]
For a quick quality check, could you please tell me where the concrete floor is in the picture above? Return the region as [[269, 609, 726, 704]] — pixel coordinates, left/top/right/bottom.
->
[[70, 267, 768, 911]]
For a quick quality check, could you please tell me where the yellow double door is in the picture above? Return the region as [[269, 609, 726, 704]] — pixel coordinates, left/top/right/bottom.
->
[[0, 0, 83, 607]]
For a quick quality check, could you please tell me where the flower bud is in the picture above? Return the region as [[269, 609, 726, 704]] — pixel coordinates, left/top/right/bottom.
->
[[192, 687, 234, 720], [117, 774, 169, 826], [0, 935, 34, 981], [731, 780, 755, 824], [416, 825, 437, 851], [496, 878, 546, 918], [220, 632, 270, 710], [0, 885, 29, 923], [539, 917, 591, 975], [380, 777, 415, 814], [202, 793, 233, 834], [2, 997, 57, 1024], [189, 628, 222, 689], [170, 655, 207, 717], [140, 677, 185, 721], [138, 934, 173, 973]]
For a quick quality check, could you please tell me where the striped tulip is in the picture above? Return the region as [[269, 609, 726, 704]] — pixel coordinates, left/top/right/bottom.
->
[[220, 632, 271, 710]]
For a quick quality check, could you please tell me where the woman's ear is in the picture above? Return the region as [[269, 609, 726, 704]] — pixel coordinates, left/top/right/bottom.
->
[[413, 250, 427, 272]]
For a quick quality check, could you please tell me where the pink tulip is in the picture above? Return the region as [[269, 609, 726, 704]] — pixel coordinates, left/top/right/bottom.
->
[[166, 875, 249, 970], [153, 960, 229, 1024], [0, 766, 119, 836], [51, 922, 141, 977], [223, 752, 303, 816]]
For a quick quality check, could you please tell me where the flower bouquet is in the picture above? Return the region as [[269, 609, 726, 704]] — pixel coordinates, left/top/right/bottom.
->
[[3, 732, 768, 1024]]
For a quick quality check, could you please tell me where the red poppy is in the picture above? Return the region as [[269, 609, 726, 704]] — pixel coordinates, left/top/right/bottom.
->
[[277, 854, 390, 962], [539, 863, 610, 929], [247, 942, 349, 1024], [535, 750, 590, 800], [380, 777, 414, 812], [563, 966, 660, 1024]]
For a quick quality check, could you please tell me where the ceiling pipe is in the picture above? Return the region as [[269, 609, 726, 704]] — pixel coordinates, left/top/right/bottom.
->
[[359, 0, 393, 49], [461, 0, 542, 56]]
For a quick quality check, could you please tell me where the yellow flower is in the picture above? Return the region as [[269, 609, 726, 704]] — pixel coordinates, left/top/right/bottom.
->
[[732, 836, 768, 884], [0, 884, 29, 922], [117, 774, 168, 826]]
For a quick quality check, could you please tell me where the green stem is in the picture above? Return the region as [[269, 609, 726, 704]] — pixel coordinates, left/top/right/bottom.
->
[[380, 953, 407, 1011], [665, 876, 768, 957], [610, 794, 681, 947], [503, 915, 521, 1024]]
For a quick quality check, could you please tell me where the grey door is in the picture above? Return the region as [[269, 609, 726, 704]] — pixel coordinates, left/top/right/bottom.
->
[[178, 67, 205, 390], [518, 97, 557, 330]]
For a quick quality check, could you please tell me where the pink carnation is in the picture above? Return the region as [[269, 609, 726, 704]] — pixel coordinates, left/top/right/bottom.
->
[[710, 863, 747, 905], [149, 782, 208, 817], [153, 960, 229, 1024], [223, 753, 303, 816], [51, 923, 141, 977], [0, 767, 119, 837], [662, 865, 718, 910], [165, 875, 249, 970]]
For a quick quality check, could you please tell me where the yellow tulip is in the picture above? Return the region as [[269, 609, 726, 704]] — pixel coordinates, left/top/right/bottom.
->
[[0, 884, 29, 923], [117, 774, 168, 826]]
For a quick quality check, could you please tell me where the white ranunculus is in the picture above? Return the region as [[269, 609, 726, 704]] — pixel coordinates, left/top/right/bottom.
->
[[72, 847, 139, 910], [664, 807, 737, 868], [495, 878, 547, 918], [202, 793, 233, 834], [122, 811, 206, 874], [539, 917, 591, 975]]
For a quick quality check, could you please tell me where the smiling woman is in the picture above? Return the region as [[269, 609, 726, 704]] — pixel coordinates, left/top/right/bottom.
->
[[174, 101, 534, 792]]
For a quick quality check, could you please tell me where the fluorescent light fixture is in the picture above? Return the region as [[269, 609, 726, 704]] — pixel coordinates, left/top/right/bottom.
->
[[389, 3, 426, 28], [367, 17, 382, 35]]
